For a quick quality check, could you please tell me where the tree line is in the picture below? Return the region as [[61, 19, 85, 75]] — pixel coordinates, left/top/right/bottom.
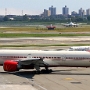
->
[[2, 14, 90, 23]]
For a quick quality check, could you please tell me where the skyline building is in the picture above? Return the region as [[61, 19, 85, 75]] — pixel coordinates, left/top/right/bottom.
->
[[44, 9, 51, 17], [49, 6, 56, 16], [79, 8, 85, 17], [86, 9, 90, 15], [62, 5, 69, 15], [71, 11, 77, 15]]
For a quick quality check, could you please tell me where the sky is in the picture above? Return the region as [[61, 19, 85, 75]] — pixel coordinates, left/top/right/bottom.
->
[[0, 0, 90, 15]]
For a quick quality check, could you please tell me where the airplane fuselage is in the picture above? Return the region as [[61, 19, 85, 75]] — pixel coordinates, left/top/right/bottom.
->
[[0, 50, 90, 67]]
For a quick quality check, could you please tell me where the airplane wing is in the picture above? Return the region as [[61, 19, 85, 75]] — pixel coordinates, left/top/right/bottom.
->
[[3, 57, 46, 72], [18, 57, 44, 65]]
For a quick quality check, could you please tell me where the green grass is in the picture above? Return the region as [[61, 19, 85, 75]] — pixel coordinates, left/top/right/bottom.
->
[[0, 26, 90, 37], [0, 44, 90, 47], [0, 33, 90, 38], [1, 26, 90, 32]]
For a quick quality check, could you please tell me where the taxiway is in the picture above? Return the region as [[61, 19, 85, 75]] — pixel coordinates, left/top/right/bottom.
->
[[0, 67, 90, 90]]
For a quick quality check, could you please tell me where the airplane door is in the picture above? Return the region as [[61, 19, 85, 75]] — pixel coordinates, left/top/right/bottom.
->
[[61, 55, 66, 61], [27, 54, 32, 58]]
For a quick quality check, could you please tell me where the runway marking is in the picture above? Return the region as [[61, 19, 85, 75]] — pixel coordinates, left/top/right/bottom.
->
[[64, 78, 73, 80]]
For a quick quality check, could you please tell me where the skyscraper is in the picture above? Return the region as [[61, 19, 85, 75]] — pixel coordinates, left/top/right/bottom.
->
[[79, 8, 85, 17], [49, 6, 56, 16], [44, 9, 51, 17], [62, 5, 69, 15], [86, 9, 90, 16]]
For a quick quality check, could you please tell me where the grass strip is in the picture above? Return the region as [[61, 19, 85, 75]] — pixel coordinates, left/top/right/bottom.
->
[[1, 26, 90, 32], [0, 33, 90, 37], [0, 44, 90, 47]]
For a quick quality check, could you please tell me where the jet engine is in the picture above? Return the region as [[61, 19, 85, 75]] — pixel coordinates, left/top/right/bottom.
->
[[3, 60, 19, 72], [3, 60, 35, 72]]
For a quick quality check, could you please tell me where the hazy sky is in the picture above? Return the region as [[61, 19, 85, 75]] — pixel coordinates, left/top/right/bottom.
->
[[0, 0, 90, 15]]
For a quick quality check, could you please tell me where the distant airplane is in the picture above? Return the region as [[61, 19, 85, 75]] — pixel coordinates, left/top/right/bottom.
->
[[0, 50, 90, 73], [63, 22, 79, 27], [67, 46, 90, 51], [46, 24, 56, 30]]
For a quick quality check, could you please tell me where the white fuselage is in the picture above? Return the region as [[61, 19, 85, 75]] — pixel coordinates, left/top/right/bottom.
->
[[64, 22, 78, 27], [0, 50, 90, 67], [68, 46, 90, 51]]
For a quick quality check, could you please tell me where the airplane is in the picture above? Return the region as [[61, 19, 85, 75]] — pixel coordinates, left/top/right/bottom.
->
[[54, 46, 90, 51], [0, 50, 90, 73], [67, 46, 90, 51], [63, 22, 78, 27], [46, 24, 56, 30]]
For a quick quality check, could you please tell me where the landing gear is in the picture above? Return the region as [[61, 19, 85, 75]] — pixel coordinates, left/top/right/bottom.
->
[[40, 66, 52, 73], [36, 70, 41, 74], [34, 65, 41, 74], [45, 66, 49, 71], [41, 69, 52, 73], [35, 67, 52, 74], [45, 66, 52, 72], [34, 65, 52, 74], [35, 69, 52, 74]]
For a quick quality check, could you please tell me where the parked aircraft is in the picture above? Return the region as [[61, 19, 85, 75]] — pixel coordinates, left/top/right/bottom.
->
[[63, 22, 78, 27], [46, 24, 56, 30], [0, 50, 90, 73], [67, 46, 90, 51]]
